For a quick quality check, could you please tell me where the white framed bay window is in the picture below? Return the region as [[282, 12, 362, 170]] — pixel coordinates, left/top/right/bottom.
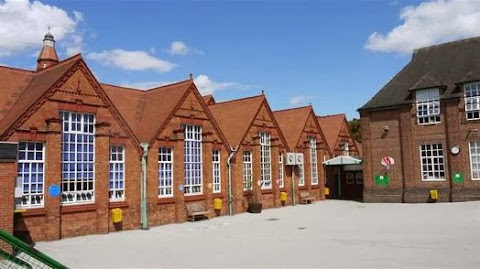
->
[[60, 111, 95, 204], [109, 145, 125, 201], [309, 137, 319, 185]]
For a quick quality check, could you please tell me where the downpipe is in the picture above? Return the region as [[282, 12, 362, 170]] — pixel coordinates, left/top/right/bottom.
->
[[227, 146, 238, 216], [140, 143, 149, 230]]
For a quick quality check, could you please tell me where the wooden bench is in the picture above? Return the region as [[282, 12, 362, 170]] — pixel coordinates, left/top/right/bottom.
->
[[186, 202, 209, 222], [300, 191, 315, 204]]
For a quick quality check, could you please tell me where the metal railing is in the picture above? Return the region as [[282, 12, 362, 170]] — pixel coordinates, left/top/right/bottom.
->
[[0, 230, 67, 269]]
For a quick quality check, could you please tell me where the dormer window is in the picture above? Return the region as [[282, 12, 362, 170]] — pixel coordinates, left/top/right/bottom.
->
[[464, 81, 480, 120], [416, 88, 440, 125]]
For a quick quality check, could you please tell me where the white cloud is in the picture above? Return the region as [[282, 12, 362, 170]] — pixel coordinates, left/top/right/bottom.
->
[[290, 95, 311, 105], [87, 49, 176, 73], [194, 74, 243, 95], [0, 0, 83, 57], [169, 41, 204, 56], [365, 0, 480, 54]]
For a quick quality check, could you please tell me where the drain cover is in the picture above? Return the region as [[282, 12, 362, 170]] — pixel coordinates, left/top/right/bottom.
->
[[298, 227, 306, 230], [266, 218, 279, 221]]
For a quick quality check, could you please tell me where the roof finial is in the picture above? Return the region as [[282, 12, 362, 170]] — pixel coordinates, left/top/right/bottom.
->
[[261, 89, 265, 95], [189, 73, 193, 80], [47, 26, 51, 32]]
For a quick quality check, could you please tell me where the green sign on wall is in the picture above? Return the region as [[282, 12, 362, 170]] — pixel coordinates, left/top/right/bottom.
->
[[452, 172, 464, 184], [374, 175, 390, 186]]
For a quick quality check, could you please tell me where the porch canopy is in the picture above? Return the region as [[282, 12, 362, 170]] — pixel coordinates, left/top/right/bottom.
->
[[322, 155, 362, 166]]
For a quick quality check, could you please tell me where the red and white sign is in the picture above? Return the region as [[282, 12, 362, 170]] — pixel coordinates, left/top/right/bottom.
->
[[381, 156, 395, 169]]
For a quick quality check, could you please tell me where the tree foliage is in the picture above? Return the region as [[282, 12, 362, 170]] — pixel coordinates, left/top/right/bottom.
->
[[348, 118, 361, 142]]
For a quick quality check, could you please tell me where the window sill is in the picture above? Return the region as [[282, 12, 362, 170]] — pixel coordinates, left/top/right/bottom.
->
[[261, 189, 273, 195], [157, 197, 176, 205], [15, 208, 46, 217], [311, 185, 320, 189], [184, 194, 205, 202], [109, 201, 128, 209], [61, 203, 97, 214], [298, 186, 308, 191], [421, 179, 446, 182]]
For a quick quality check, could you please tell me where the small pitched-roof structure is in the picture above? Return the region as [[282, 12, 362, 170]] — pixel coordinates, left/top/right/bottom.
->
[[317, 113, 359, 157], [202, 94, 216, 106], [360, 37, 480, 111], [0, 54, 83, 138], [207, 94, 287, 148], [273, 105, 327, 151]]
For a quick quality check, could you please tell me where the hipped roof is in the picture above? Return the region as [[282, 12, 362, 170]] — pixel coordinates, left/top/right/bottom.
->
[[360, 36, 480, 111]]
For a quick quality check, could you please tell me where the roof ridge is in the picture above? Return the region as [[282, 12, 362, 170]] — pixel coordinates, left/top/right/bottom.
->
[[210, 94, 263, 106], [101, 83, 144, 92], [274, 105, 311, 113], [35, 53, 82, 74], [414, 36, 480, 54], [317, 113, 345, 118], [0, 65, 35, 75], [147, 79, 192, 91]]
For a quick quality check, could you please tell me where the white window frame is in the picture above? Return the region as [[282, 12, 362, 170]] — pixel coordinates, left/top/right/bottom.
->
[[212, 149, 221, 193], [17, 142, 45, 208], [310, 137, 319, 185], [60, 111, 95, 205], [243, 151, 253, 191], [184, 125, 203, 195], [469, 141, 480, 180], [298, 162, 305, 187], [278, 154, 284, 188], [158, 147, 174, 197], [109, 145, 125, 201], [419, 143, 446, 181], [416, 88, 441, 125], [465, 82, 480, 120], [259, 132, 272, 189]]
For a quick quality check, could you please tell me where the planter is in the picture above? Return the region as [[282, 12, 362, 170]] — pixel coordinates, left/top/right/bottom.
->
[[247, 202, 262, 213]]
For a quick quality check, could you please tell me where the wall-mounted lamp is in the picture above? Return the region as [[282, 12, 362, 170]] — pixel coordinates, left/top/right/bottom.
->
[[382, 125, 390, 132]]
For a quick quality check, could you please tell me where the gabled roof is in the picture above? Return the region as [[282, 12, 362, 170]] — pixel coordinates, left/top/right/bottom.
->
[[202, 94, 216, 105], [208, 95, 265, 147], [273, 106, 324, 150], [316, 114, 346, 153], [103, 79, 193, 142], [360, 36, 480, 111], [0, 54, 82, 137]]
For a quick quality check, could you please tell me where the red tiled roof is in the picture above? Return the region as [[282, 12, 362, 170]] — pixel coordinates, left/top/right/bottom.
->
[[273, 106, 312, 149], [0, 54, 82, 137], [202, 94, 216, 105], [103, 80, 193, 142], [208, 95, 264, 147], [316, 114, 346, 154]]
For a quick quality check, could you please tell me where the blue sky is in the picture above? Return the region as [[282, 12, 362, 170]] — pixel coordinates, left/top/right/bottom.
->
[[2, 0, 480, 119]]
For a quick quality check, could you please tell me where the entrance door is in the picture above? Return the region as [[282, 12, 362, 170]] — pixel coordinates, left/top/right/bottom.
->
[[333, 167, 341, 198]]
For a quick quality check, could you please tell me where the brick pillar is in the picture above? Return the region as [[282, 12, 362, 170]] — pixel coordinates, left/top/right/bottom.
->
[[94, 129, 110, 234], [203, 140, 213, 214], [44, 119, 62, 240], [174, 135, 186, 223], [271, 146, 279, 207], [0, 162, 16, 235]]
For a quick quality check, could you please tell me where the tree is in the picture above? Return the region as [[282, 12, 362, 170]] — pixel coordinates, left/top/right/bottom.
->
[[348, 118, 361, 142]]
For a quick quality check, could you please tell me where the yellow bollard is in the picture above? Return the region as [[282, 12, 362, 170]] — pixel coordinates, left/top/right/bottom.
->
[[213, 198, 222, 210], [324, 187, 330, 196], [280, 192, 287, 202], [111, 208, 123, 223]]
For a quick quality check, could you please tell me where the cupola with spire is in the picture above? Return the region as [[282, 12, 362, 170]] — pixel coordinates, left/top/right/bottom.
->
[[37, 31, 59, 71]]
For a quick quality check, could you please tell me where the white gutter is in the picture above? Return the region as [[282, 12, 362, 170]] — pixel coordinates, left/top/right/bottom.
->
[[227, 146, 238, 216]]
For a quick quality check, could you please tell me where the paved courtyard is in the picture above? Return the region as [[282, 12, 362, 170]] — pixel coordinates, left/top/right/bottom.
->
[[36, 200, 480, 268]]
